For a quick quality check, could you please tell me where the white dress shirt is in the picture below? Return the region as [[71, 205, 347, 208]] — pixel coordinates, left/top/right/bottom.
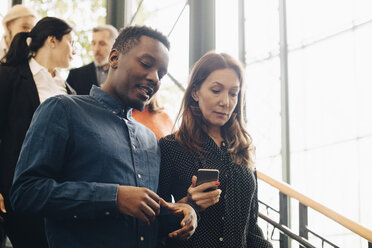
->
[[29, 58, 67, 103]]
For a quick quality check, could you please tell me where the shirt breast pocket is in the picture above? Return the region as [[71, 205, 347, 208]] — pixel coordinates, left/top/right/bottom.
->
[[143, 150, 160, 190]]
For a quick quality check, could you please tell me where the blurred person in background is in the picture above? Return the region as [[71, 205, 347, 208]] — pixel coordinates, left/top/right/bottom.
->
[[132, 94, 174, 140], [67, 24, 118, 94], [0, 4, 36, 59], [0, 16, 76, 248]]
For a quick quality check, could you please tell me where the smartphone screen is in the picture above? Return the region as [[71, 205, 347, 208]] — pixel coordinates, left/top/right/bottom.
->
[[196, 169, 219, 189]]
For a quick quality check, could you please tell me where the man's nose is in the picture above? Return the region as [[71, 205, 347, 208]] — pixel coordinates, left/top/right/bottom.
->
[[147, 70, 160, 85]]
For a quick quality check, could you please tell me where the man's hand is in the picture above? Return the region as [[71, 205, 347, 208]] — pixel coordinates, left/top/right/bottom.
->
[[160, 198, 197, 240], [0, 193, 6, 222], [117, 186, 160, 226], [186, 175, 221, 211]]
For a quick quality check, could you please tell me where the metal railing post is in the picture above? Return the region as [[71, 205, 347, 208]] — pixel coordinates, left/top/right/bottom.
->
[[299, 203, 308, 248], [280, 192, 289, 248]]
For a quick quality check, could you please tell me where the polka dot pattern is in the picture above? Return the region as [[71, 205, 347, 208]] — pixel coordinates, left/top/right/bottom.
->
[[158, 134, 272, 248]]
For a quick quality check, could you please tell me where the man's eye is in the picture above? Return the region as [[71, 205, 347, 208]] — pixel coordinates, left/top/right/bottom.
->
[[140, 61, 151, 68]]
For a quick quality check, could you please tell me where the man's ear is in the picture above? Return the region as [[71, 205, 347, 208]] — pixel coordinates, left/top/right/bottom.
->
[[109, 49, 119, 69], [191, 88, 199, 102]]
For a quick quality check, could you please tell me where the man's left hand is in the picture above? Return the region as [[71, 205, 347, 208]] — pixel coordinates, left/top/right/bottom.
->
[[159, 198, 197, 240]]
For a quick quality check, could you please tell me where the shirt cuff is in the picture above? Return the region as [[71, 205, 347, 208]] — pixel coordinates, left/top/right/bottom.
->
[[94, 183, 119, 218]]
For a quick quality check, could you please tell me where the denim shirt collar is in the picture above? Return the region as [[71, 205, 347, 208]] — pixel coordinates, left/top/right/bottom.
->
[[90, 85, 132, 119]]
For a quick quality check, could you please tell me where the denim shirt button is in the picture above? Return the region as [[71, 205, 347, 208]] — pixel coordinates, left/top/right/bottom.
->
[[138, 174, 142, 179], [140, 236, 144, 241], [105, 211, 110, 216]]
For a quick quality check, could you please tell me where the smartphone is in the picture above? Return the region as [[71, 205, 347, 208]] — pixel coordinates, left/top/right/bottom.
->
[[196, 169, 220, 191]]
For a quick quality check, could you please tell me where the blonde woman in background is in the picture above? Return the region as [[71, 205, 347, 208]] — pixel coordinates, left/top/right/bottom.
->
[[0, 4, 36, 59]]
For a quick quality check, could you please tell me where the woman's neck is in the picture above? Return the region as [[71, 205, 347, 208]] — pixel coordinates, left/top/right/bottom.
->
[[34, 50, 56, 77], [207, 127, 223, 147]]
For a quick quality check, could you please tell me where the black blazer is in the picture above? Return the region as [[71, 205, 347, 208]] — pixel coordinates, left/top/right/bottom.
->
[[66, 62, 98, 95], [0, 62, 75, 208]]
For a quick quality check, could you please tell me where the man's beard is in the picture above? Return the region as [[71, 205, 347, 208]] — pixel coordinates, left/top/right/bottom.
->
[[94, 56, 109, 67]]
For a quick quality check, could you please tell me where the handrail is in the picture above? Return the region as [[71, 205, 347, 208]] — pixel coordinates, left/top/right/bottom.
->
[[257, 170, 372, 242], [258, 212, 316, 248]]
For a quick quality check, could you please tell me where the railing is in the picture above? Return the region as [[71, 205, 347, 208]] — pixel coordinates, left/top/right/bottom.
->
[[257, 170, 372, 247], [259, 211, 316, 248]]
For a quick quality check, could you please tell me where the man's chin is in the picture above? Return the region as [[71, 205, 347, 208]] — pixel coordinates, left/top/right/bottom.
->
[[131, 101, 145, 112]]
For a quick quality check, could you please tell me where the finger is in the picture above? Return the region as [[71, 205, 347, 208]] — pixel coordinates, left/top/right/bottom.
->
[[146, 190, 161, 215], [139, 202, 158, 223], [169, 224, 193, 240], [159, 198, 168, 208], [146, 189, 160, 203], [180, 212, 192, 227], [159, 198, 177, 212], [136, 209, 151, 226], [191, 189, 221, 202], [195, 181, 219, 192], [0, 194, 6, 213], [168, 225, 186, 238], [191, 175, 197, 187], [0, 202, 6, 213], [144, 195, 161, 216]]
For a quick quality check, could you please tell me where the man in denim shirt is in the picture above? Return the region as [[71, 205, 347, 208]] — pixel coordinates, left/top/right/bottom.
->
[[10, 26, 197, 248]]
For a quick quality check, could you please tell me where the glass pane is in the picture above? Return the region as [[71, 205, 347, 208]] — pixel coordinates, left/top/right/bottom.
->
[[287, 0, 372, 245], [130, 0, 189, 121], [215, 0, 239, 58], [245, 0, 279, 62]]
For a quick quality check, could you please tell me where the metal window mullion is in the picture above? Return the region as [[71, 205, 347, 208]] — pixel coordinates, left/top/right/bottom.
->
[[279, 0, 291, 246]]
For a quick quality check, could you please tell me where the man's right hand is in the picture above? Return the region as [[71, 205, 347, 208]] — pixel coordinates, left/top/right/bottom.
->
[[117, 186, 160, 226], [0, 193, 6, 222]]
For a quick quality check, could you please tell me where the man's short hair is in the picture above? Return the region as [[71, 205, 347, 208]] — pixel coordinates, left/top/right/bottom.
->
[[113, 26, 170, 55], [93, 24, 119, 40]]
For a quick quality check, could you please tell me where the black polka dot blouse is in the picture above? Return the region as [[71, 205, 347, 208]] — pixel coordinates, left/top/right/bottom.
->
[[158, 134, 273, 248]]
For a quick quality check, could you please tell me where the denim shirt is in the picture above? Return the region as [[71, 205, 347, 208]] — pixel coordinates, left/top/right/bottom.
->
[[10, 86, 161, 248]]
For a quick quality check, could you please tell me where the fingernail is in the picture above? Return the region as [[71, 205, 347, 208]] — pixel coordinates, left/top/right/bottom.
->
[[216, 181, 220, 186]]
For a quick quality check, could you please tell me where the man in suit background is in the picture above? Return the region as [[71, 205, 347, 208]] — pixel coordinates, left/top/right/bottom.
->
[[67, 24, 118, 94]]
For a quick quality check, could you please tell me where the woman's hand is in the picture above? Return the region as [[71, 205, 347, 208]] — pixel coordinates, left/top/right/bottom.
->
[[185, 176, 221, 211]]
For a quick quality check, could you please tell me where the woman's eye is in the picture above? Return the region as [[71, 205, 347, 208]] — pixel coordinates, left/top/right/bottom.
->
[[211, 89, 220, 94]]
